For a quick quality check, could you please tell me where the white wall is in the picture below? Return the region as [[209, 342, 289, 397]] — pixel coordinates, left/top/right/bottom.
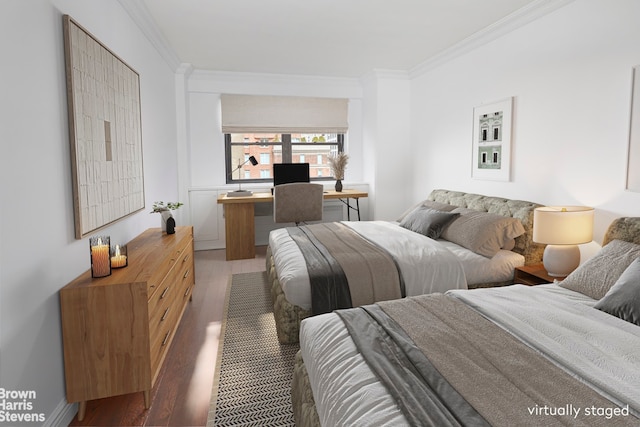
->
[[183, 71, 375, 249], [410, 0, 640, 250], [186, 70, 365, 188], [0, 1, 178, 425], [361, 70, 411, 220]]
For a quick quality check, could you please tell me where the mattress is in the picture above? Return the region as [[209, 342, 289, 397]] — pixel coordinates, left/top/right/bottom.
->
[[300, 284, 640, 426], [269, 221, 524, 310]]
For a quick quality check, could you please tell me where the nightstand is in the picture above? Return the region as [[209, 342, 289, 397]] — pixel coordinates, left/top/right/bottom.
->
[[514, 264, 562, 286]]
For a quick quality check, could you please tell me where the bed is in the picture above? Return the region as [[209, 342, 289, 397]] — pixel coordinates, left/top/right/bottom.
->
[[266, 189, 545, 343], [292, 217, 640, 426]]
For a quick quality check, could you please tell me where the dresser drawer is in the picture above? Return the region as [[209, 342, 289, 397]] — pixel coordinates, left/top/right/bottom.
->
[[147, 256, 177, 298], [148, 278, 176, 323], [177, 249, 194, 296], [149, 292, 182, 374], [148, 283, 176, 343], [147, 232, 192, 298]]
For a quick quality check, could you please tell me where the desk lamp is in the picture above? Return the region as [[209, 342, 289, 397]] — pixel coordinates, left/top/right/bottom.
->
[[227, 155, 258, 197], [533, 206, 594, 277]]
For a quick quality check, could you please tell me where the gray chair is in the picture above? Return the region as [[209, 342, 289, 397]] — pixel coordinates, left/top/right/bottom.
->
[[273, 183, 324, 225]]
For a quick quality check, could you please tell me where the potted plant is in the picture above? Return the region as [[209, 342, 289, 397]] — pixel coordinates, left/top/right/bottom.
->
[[328, 153, 349, 192], [151, 201, 183, 234]]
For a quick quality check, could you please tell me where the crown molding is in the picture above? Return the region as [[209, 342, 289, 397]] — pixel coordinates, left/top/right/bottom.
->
[[117, 0, 181, 71], [409, 0, 576, 78], [188, 69, 363, 98], [362, 69, 410, 81]]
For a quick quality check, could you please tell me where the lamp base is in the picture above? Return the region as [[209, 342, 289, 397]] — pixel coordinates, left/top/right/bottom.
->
[[226, 190, 253, 197], [542, 244, 580, 277]]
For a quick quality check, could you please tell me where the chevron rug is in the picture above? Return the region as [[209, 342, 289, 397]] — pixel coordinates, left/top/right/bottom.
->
[[208, 271, 298, 426]]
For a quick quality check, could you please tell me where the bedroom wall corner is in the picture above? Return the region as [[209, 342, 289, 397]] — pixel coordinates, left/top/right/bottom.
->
[[361, 70, 412, 221], [409, 0, 640, 245]]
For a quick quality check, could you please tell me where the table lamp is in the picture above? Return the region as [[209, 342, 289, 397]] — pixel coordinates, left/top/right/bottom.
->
[[227, 155, 258, 197], [533, 206, 594, 277]]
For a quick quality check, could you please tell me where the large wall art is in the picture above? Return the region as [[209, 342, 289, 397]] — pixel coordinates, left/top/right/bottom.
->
[[63, 15, 145, 239], [471, 97, 513, 181]]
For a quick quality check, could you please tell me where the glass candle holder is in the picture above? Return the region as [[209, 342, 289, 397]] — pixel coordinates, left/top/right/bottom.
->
[[90, 236, 111, 278], [110, 244, 128, 268]]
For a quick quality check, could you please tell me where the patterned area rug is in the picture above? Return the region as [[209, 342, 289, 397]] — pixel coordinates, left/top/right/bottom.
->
[[208, 271, 299, 426]]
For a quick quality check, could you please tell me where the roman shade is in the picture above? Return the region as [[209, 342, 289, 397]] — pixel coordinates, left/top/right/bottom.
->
[[221, 94, 348, 133]]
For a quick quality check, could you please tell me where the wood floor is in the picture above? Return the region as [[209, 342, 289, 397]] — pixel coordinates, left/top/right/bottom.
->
[[69, 246, 268, 427]]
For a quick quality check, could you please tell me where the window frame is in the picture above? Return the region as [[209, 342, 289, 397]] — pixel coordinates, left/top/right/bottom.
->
[[225, 133, 344, 184]]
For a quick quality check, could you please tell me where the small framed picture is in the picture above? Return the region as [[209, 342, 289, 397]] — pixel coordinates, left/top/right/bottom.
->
[[472, 97, 513, 181]]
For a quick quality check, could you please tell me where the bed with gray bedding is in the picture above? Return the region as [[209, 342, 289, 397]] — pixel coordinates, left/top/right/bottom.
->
[[293, 217, 640, 426], [267, 189, 545, 344]]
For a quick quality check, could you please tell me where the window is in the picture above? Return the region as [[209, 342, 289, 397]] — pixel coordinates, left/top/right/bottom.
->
[[226, 133, 344, 183], [221, 94, 348, 184]]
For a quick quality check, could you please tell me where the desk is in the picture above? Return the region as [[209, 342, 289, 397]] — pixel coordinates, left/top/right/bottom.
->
[[217, 189, 368, 260]]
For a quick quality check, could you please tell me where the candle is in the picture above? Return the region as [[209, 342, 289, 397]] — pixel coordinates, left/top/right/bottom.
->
[[90, 236, 111, 277], [111, 244, 128, 268]]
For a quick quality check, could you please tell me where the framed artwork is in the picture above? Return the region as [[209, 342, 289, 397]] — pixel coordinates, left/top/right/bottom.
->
[[63, 15, 145, 239], [626, 65, 640, 192], [471, 97, 513, 181]]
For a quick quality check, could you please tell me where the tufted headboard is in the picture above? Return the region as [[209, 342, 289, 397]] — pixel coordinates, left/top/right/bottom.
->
[[602, 217, 640, 246], [427, 189, 545, 265]]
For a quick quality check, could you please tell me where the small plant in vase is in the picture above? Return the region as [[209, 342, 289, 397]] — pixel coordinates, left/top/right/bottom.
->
[[151, 201, 183, 234], [328, 153, 349, 192]]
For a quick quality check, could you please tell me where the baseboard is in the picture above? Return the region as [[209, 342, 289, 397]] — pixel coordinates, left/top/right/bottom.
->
[[43, 399, 77, 427]]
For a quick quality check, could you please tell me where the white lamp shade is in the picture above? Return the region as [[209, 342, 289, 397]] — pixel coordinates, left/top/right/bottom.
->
[[533, 206, 594, 245]]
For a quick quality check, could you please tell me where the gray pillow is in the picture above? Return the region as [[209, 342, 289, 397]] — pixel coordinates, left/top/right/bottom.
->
[[594, 257, 640, 326], [560, 239, 640, 300], [399, 207, 460, 239], [397, 199, 457, 222], [440, 208, 525, 258]]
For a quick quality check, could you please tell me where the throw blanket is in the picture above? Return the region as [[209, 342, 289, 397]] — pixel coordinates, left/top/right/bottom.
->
[[287, 223, 403, 315], [337, 294, 640, 427]]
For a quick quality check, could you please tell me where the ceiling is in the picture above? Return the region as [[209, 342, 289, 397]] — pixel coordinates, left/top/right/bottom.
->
[[140, 0, 545, 78]]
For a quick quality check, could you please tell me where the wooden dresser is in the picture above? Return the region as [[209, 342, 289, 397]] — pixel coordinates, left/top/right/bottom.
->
[[60, 226, 195, 421]]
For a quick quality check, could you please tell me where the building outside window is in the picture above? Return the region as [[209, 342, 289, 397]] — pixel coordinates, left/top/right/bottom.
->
[[225, 133, 344, 183]]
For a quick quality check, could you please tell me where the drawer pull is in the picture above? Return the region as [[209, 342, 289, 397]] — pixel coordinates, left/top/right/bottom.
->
[[162, 331, 171, 346], [182, 254, 190, 263], [161, 307, 170, 321], [160, 287, 170, 299], [183, 286, 191, 297], [183, 269, 191, 279]]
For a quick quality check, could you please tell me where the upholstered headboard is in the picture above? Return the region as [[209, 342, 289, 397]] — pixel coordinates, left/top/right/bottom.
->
[[427, 189, 545, 265], [603, 217, 640, 246]]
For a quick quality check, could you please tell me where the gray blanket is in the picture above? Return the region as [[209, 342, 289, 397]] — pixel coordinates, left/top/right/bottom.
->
[[338, 294, 640, 427], [288, 223, 403, 315]]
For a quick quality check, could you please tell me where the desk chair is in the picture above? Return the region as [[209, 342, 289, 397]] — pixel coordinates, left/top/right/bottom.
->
[[273, 183, 323, 225]]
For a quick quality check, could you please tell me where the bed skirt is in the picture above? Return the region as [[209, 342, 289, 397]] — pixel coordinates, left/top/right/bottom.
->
[[292, 350, 321, 427]]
